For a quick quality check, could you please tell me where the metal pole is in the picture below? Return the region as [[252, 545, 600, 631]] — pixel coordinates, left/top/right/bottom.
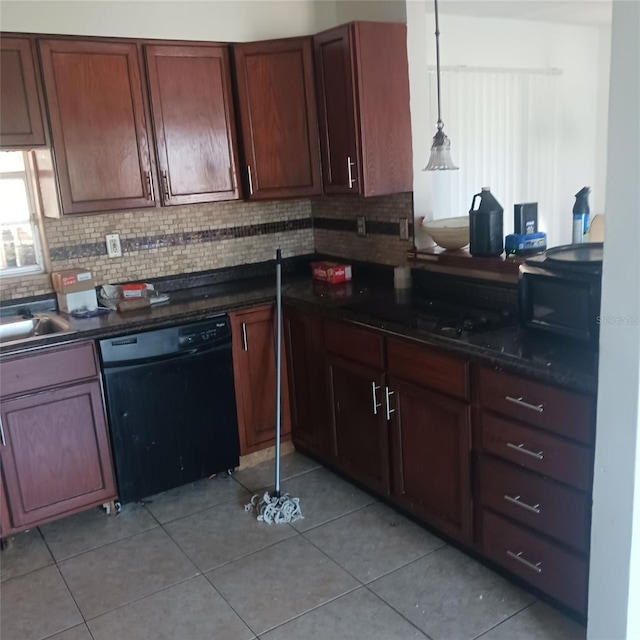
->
[[274, 248, 282, 497]]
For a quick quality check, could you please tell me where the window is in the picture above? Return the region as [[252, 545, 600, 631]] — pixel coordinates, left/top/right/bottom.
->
[[0, 150, 44, 276], [428, 66, 561, 240]]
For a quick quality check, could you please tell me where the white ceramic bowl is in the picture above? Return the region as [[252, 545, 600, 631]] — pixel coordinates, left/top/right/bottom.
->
[[422, 216, 470, 250]]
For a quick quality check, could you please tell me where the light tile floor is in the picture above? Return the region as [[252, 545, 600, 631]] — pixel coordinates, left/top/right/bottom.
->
[[0, 452, 586, 640]]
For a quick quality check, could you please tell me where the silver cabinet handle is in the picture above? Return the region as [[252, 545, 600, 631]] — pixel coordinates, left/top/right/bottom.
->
[[144, 170, 155, 201], [371, 383, 382, 415], [161, 170, 171, 200], [506, 550, 542, 574], [385, 387, 395, 420], [247, 165, 254, 195], [0, 416, 5, 447], [347, 156, 356, 189], [504, 494, 541, 514], [505, 395, 544, 413], [507, 442, 544, 460], [241, 323, 248, 351]]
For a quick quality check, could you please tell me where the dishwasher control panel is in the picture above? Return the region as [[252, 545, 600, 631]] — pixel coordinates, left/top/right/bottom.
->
[[178, 319, 230, 349], [100, 315, 230, 364]]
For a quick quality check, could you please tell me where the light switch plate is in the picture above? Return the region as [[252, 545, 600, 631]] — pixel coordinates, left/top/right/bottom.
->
[[356, 216, 366, 237], [106, 233, 122, 258]]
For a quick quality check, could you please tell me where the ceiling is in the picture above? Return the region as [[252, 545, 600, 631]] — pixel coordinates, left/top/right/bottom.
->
[[432, 0, 612, 26]]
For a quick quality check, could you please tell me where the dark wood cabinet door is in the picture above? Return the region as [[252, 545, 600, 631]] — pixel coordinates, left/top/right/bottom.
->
[[145, 44, 241, 205], [233, 37, 322, 200], [313, 22, 412, 197], [231, 305, 291, 454], [39, 39, 155, 214], [327, 355, 389, 495], [389, 375, 472, 543], [0, 37, 47, 147], [0, 381, 116, 528], [284, 308, 330, 460], [0, 471, 10, 538], [313, 26, 359, 194]]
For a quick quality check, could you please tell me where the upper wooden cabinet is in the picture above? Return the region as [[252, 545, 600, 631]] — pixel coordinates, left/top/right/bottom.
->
[[233, 37, 322, 200], [144, 44, 241, 205], [0, 37, 47, 147], [39, 39, 156, 214], [313, 22, 412, 196]]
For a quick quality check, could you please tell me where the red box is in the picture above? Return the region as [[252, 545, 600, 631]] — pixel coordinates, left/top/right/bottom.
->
[[122, 283, 147, 299], [311, 261, 352, 284]]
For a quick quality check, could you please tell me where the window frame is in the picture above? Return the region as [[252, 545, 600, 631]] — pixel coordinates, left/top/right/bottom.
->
[[0, 150, 46, 278]]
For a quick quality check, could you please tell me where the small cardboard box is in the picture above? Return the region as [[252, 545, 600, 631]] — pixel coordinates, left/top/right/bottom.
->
[[57, 289, 98, 314], [51, 268, 94, 294], [311, 261, 352, 284], [122, 283, 147, 299]]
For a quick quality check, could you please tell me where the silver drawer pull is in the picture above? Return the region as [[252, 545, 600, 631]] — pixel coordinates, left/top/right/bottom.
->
[[507, 442, 544, 460], [505, 395, 544, 413], [507, 550, 542, 574], [504, 494, 541, 514], [371, 382, 382, 415], [0, 416, 5, 447]]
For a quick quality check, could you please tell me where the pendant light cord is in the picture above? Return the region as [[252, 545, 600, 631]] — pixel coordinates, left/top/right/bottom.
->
[[434, 0, 443, 129]]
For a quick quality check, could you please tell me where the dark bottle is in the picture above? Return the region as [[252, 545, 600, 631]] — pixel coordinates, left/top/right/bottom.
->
[[469, 187, 504, 257]]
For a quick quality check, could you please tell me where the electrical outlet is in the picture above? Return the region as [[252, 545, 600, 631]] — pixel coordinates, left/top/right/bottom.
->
[[399, 217, 410, 241], [356, 216, 366, 237], [106, 233, 122, 258]]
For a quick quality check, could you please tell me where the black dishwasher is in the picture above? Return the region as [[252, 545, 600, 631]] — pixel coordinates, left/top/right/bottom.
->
[[99, 316, 239, 503]]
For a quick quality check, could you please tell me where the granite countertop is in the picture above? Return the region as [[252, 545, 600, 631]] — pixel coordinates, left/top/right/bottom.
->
[[0, 272, 598, 395]]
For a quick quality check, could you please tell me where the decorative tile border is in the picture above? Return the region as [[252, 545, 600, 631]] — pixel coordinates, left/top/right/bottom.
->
[[49, 217, 313, 261], [313, 217, 413, 237]]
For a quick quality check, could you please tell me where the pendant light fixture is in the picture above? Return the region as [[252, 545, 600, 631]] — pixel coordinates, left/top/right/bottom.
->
[[424, 0, 459, 171]]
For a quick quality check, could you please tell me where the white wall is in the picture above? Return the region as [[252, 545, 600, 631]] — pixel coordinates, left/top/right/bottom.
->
[[588, 0, 640, 636], [0, 0, 339, 41], [335, 0, 406, 24], [407, 1, 609, 248]]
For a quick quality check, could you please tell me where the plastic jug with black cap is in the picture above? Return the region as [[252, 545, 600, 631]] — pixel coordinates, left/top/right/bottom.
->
[[469, 187, 504, 257]]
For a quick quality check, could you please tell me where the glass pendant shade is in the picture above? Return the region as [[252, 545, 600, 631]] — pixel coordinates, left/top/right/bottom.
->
[[424, 124, 459, 171], [423, 0, 459, 172]]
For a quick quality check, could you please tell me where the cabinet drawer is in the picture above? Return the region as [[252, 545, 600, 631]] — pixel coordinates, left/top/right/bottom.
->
[[481, 412, 592, 491], [480, 456, 590, 552], [478, 367, 594, 444], [482, 510, 588, 614], [387, 339, 468, 400], [324, 320, 383, 369], [2, 342, 98, 397]]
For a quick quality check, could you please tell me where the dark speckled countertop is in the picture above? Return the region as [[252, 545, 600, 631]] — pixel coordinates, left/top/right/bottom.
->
[[0, 269, 598, 395]]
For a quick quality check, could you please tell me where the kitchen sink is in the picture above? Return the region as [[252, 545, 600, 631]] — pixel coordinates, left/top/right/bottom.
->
[[0, 312, 75, 345]]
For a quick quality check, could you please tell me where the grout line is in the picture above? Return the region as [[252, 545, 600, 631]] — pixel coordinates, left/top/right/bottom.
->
[[360, 585, 437, 640], [80, 574, 204, 624], [470, 599, 540, 640]]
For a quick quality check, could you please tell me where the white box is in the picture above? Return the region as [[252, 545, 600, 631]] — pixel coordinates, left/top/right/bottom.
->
[[57, 289, 98, 314]]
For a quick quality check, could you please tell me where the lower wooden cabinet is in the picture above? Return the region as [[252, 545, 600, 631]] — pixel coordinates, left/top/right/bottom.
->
[[388, 375, 472, 544], [284, 308, 329, 459], [474, 365, 595, 615], [1, 381, 115, 528], [327, 355, 389, 495], [231, 305, 291, 455], [0, 341, 116, 536], [284, 310, 594, 614]]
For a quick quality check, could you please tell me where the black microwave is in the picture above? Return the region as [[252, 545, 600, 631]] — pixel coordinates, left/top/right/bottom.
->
[[518, 248, 603, 344]]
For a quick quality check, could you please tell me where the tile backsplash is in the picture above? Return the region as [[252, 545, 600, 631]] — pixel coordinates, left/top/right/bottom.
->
[[312, 192, 413, 266], [0, 192, 413, 302], [0, 199, 313, 301]]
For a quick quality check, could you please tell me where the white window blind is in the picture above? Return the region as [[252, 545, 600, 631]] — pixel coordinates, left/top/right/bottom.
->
[[428, 66, 561, 238]]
